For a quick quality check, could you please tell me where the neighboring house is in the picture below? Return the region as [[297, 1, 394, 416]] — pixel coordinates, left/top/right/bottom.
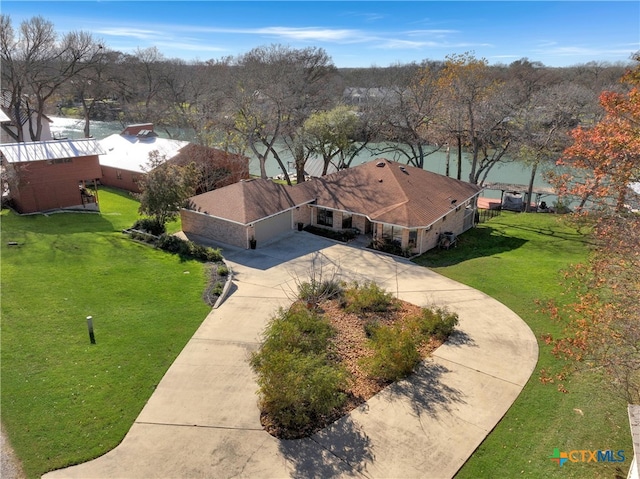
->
[[98, 124, 189, 193], [1, 91, 53, 143], [0, 139, 104, 214], [182, 159, 483, 253], [169, 143, 250, 194], [343, 87, 397, 106], [98, 124, 249, 194]]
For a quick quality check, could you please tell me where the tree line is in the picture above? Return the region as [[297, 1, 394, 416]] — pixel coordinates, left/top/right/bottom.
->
[[1, 14, 632, 195], [3, 13, 639, 407]]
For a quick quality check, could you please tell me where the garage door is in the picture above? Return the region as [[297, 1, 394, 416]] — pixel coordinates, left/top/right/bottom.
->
[[254, 211, 292, 244]]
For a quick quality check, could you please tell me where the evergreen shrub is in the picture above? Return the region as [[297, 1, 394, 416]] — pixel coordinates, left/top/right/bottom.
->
[[342, 280, 397, 313]]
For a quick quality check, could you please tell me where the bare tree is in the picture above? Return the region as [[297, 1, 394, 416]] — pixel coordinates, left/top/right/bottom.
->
[[369, 64, 444, 169], [114, 47, 175, 131], [1, 15, 103, 141], [436, 52, 505, 183], [229, 44, 337, 183], [68, 48, 124, 137], [512, 82, 593, 210], [161, 58, 234, 145]]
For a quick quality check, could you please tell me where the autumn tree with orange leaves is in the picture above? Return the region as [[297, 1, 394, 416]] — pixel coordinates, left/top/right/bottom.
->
[[545, 54, 640, 403], [548, 55, 640, 212]]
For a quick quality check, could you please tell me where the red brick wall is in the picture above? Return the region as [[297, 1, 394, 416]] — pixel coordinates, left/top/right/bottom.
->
[[100, 166, 143, 193], [9, 156, 102, 213]]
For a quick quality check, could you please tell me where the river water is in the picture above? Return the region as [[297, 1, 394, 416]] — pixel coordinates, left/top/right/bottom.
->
[[50, 117, 558, 202]]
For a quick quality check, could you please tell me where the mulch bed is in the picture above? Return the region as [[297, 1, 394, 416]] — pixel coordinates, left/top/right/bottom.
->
[[259, 298, 444, 439]]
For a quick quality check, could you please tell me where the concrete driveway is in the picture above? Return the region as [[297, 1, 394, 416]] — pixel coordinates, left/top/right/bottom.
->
[[43, 231, 538, 479]]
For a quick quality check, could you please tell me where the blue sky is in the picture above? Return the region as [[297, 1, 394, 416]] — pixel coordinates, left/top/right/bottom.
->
[[3, 1, 639, 67]]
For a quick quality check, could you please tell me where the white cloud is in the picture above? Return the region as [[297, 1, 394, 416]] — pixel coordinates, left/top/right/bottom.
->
[[255, 27, 360, 42], [405, 29, 459, 38], [95, 27, 161, 40], [154, 41, 227, 53]]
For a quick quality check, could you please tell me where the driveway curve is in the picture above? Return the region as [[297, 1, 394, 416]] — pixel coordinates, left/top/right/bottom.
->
[[43, 231, 538, 479]]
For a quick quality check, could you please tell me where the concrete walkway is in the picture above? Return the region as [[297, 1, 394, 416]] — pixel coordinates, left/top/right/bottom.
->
[[43, 231, 538, 479]]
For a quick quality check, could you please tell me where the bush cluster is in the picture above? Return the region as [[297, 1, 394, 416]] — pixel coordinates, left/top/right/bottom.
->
[[303, 225, 357, 242], [362, 305, 459, 382], [153, 234, 222, 262], [127, 219, 222, 263], [252, 279, 460, 436], [131, 217, 166, 236], [250, 303, 349, 436], [341, 280, 397, 313], [369, 238, 412, 257]]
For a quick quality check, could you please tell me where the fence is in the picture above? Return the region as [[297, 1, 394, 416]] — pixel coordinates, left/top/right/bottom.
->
[[478, 208, 501, 223]]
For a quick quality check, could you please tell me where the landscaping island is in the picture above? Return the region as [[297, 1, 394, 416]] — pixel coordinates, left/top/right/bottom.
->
[[251, 280, 458, 439]]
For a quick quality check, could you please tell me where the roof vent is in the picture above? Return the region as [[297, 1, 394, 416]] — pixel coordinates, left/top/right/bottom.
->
[[378, 178, 383, 183], [376, 161, 385, 167]]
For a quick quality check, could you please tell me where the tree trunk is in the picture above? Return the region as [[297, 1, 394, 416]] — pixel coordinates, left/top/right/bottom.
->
[[525, 162, 538, 212], [456, 135, 462, 180], [81, 97, 93, 138], [445, 145, 450, 177]]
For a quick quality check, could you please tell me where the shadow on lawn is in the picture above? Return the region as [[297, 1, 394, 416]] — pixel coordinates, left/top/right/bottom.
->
[[414, 226, 528, 267], [1, 207, 116, 236]]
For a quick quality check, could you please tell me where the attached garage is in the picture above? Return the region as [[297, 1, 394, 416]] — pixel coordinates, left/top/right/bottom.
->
[[181, 178, 314, 249], [254, 210, 293, 245]]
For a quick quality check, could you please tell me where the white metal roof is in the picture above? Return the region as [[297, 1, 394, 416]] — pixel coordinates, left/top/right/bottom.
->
[[0, 139, 105, 164], [98, 133, 189, 173], [0, 109, 11, 123]]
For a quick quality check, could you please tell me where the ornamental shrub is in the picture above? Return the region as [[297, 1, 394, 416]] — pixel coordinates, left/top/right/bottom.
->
[[361, 322, 420, 382], [258, 303, 335, 355], [409, 307, 459, 342], [297, 278, 342, 305], [251, 349, 348, 432], [342, 281, 397, 313], [156, 234, 188, 255], [132, 217, 165, 236], [250, 304, 349, 435], [155, 234, 222, 262]]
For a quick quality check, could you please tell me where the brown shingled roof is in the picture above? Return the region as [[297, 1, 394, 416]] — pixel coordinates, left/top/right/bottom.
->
[[187, 178, 313, 224], [306, 159, 483, 227], [186, 159, 482, 228]]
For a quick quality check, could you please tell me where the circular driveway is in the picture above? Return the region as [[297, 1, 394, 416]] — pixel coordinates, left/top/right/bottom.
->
[[44, 231, 538, 479]]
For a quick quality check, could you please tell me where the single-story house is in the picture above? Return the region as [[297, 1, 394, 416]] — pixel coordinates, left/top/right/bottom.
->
[[182, 159, 483, 254], [98, 124, 189, 193], [98, 124, 249, 193], [0, 139, 104, 214]]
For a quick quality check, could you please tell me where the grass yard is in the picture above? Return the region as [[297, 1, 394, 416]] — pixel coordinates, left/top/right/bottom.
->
[[415, 212, 633, 479], [1, 188, 211, 479], [2, 197, 633, 479]]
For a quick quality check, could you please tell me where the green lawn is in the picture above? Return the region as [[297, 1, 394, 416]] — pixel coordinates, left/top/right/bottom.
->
[[0, 188, 211, 478], [2, 198, 633, 478], [414, 212, 633, 479]]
